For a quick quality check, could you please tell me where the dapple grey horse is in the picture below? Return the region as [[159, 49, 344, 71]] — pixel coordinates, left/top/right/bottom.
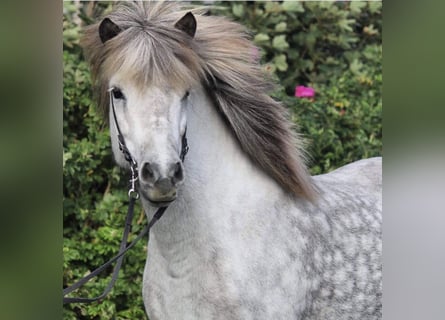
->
[[81, 1, 381, 319]]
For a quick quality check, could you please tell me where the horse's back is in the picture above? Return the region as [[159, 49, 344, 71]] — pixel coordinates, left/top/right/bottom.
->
[[320, 157, 382, 191], [299, 157, 382, 319]]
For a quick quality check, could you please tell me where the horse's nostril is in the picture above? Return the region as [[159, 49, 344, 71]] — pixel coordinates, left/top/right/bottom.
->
[[141, 162, 155, 182], [141, 161, 183, 185], [173, 162, 183, 182], [174, 162, 180, 174]]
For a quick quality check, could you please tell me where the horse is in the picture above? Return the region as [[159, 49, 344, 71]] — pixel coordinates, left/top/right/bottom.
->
[[81, 1, 382, 319]]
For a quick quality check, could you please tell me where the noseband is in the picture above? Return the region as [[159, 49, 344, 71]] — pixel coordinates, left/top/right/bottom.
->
[[63, 88, 189, 304]]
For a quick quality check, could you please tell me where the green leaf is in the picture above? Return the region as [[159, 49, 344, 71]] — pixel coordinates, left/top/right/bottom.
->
[[232, 3, 244, 18], [275, 22, 287, 32], [273, 54, 288, 72], [302, 59, 314, 71], [254, 33, 270, 44], [368, 1, 382, 14], [364, 24, 379, 36], [265, 1, 280, 13], [338, 18, 355, 32], [349, 59, 364, 75], [305, 33, 317, 48], [63, 152, 72, 168], [272, 35, 289, 51], [350, 1, 367, 14], [282, 1, 304, 13]]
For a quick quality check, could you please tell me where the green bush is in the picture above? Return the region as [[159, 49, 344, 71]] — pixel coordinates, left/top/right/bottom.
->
[[63, 1, 381, 319]]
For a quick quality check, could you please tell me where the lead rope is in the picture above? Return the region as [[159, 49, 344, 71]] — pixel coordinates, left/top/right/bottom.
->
[[63, 202, 166, 304], [63, 88, 188, 304]]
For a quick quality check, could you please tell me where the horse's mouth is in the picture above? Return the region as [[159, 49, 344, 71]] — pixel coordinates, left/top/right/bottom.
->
[[148, 198, 175, 207], [140, 190, 176, 207]]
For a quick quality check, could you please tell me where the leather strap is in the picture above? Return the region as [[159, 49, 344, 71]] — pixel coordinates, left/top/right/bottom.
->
[[63, 204, 166, 304]]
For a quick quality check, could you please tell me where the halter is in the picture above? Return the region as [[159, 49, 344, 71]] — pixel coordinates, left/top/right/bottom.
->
[[109, 87, 189, 187], [109, 88, 140, 199], [63, 88, 189, 304]]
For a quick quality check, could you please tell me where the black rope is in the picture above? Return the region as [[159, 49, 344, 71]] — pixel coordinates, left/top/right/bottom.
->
[[180, 127, 189, 162], [63, 204, 166, 304]]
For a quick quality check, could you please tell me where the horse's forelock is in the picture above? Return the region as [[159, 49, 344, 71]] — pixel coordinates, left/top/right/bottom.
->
[[81, 1, 203, 114]]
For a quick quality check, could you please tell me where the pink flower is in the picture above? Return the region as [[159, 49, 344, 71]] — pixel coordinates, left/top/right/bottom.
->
[[295, 85, 315, 98]]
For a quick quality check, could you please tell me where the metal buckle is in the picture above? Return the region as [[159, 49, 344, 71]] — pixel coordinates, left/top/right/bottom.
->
[[128, 164, 139, 199]]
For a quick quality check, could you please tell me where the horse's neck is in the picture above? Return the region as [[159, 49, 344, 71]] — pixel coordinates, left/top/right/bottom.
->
[[143, 86, 284, 256]]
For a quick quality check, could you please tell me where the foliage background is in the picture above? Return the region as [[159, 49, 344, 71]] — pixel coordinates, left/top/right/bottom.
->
[[63, 1, 381, 319]]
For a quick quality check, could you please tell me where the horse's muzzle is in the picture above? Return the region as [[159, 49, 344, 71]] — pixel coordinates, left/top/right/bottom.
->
[[139, 183, 177, 207], [138, 161, 184, 206]]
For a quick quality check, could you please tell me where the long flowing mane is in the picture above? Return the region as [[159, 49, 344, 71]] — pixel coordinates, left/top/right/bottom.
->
[[81, 1, 316, 200]]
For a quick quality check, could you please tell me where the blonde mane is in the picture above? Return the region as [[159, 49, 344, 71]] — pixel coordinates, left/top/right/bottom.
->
[[81, 1, 316, 200]]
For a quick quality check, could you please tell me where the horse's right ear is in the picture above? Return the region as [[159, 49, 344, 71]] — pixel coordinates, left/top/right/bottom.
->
[[174, 12, 197, 38], [99, 18, 121, 43]]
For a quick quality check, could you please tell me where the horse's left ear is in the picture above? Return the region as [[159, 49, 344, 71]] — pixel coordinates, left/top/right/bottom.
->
[[174, 12, 196, 38], [99, 18, 121, 43]]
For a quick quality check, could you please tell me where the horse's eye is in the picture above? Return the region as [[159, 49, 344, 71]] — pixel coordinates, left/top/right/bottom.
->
[[183, 91, 190, 100], [112, 88, 124, 100]]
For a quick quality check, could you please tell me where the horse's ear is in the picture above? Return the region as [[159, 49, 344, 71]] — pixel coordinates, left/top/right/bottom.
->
[[99, 18, 121, 43], [174, 12, 196, 38]]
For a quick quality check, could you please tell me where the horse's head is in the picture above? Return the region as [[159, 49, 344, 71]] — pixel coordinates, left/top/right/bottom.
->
[[97, 12, 198, 207], [108, 83, 189, 206], [81, 1, 317, 204]]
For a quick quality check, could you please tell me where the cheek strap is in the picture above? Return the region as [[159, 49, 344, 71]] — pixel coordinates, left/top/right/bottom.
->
[[180, 127, 189, 162], [108, 88, 137, 166]]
